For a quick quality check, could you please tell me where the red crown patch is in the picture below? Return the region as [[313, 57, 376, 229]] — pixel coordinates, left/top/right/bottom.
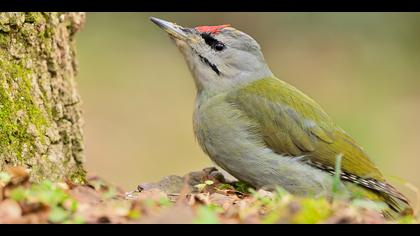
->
[[195, 24, 231, 34]]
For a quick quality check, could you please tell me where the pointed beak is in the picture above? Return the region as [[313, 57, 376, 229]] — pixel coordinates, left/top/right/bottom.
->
[[150, 17, 190, 40]]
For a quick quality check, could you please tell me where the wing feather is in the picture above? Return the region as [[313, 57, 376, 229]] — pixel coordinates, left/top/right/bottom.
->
[[226, 77, 384, 181]]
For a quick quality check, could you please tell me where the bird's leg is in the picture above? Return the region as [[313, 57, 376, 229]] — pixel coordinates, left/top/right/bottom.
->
[[202, 167, 239, 185]]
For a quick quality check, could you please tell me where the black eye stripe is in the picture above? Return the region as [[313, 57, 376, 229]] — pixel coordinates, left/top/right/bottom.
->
[[201, 33, 225, 51], [201, 33, 216, 46]]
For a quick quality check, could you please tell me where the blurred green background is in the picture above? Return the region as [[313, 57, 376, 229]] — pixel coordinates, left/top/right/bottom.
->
[[75, 13, 420, 199]]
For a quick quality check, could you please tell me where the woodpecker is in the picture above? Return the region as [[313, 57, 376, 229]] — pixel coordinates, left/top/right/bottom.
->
[[150, 17, 412, 217]]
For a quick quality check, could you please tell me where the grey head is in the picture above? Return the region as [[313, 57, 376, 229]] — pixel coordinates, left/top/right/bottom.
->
[[150, 17, 273, 95]]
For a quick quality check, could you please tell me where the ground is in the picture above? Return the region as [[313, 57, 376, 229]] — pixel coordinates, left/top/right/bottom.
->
[[0, 166, 417, 224]]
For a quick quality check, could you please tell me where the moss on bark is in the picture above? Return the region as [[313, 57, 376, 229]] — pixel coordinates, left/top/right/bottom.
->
[[0, 12, 86, 183]]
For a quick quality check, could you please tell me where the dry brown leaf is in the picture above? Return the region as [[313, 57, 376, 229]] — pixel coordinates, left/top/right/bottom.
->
[[19, 202, 46, 215], [4, 212, 50, 224], [189, 193, 211, 206], [75, 199, 132, 224], [209, 193, 238, 210], [6, 166, 29, 185]]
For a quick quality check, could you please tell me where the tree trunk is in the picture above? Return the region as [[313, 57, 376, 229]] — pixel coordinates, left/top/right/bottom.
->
[[0, 12, 86, 183]]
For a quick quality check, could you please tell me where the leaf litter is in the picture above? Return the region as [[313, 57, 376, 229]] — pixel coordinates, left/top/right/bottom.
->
[[0, 166, 418, 224]]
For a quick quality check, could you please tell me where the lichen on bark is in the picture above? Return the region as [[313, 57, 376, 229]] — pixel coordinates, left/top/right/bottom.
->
[[0, 12, 86, 183]]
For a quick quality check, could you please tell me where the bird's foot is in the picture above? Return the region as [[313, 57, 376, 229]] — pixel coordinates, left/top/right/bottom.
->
[[202, 167, 225, 182]]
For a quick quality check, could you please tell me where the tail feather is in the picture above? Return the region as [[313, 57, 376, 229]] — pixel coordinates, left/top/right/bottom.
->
[[344, 178, 413, 218], [380, 188, 413, 218]]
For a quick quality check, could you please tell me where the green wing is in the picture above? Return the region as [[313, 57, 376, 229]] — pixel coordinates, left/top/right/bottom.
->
[[226, 77, 383, 180], [226, 77, 412, 215]]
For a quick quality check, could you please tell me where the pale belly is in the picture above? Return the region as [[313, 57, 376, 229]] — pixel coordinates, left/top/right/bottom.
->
[[193, 94, 334, 196]]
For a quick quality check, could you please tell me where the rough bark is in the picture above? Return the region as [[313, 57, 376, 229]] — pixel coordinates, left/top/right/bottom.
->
[[0, 12, 86, 183]]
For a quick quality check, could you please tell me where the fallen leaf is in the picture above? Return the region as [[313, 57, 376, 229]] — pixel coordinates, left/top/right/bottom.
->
[[189, 193, 211, 205], [7, 166, 29, 186], [209, 193, 237, 210], [75, 199, 132, 224]]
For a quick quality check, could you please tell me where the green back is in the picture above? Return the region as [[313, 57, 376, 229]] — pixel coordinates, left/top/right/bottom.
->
[[225, 77, 411, 215], [226, 77, 383, 180]]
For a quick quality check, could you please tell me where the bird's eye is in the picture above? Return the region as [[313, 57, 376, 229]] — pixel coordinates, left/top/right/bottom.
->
[[201, 33, 226, 52], [213, 42, 225, 51]]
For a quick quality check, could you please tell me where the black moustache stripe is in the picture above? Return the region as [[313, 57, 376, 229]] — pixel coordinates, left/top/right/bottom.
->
[[199, 55, 220, 75]]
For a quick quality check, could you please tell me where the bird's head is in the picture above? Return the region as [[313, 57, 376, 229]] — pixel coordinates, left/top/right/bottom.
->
[[150, 17, 273, 94]]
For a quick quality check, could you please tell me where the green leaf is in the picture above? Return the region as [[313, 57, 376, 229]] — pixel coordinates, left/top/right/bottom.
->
[[234, 181, 253, 193], [0, 172, 11, 185], [194, 183, 207, 192], [63, 215, 85, 224], [28, 181, 69, 206], [127, 209, 141, 220], [72, 215, 86, 224], [193, 205, 220, 224], [204, 180, 214, 185], [159, 197, 173, 207], [262, 210, 284, 224], [292, 198, 332, 224], [397, 216, 418, 224], [216, 183, 232, 190], [49, 206, 70, 223], [9, 187, 26, 201], [67, 199, 78, 212]]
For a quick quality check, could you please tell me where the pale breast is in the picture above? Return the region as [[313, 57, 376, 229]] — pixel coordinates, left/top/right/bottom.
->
[[192, 92, 334, 195], [193, 93, 262, 163]]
